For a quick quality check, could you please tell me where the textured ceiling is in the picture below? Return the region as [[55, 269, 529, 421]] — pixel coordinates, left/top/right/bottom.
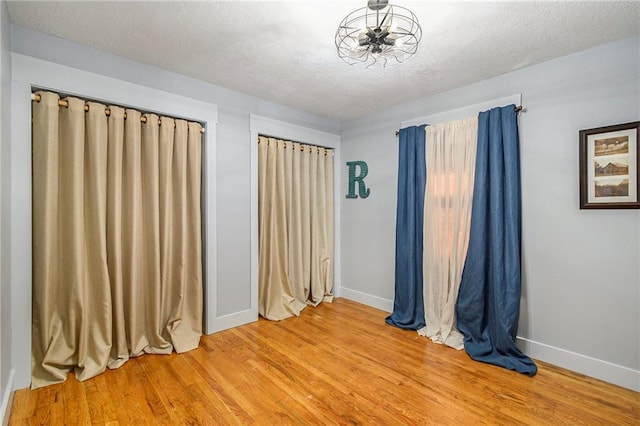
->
[[7, 1, 640, 121]]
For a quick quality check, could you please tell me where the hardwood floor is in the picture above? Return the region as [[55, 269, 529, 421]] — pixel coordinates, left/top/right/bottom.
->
[[9, 298, 639, 425]]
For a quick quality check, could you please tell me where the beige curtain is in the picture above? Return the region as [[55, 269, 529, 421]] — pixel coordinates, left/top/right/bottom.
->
[[258, 136, 334, 321], [418, 118, 478, 349], [31, 91, 203, 389]]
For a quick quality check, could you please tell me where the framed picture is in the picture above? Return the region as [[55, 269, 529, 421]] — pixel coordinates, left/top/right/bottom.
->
[[579, 121, 640, 209]]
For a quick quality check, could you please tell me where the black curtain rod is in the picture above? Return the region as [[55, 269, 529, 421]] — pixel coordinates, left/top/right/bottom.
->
[[257, 134, 334, 153], [394, 104, 524, 137]]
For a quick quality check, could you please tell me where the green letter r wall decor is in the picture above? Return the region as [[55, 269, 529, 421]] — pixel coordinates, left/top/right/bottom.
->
[[346, 161, 371, 199]]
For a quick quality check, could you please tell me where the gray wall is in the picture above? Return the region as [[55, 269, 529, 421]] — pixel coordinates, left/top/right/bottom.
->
[[5, 23, 639, 391], [341, 36, 640, 389], [7, 25, 340, 389], [0, 0, 12, 417], [10, 25, 340, 321]]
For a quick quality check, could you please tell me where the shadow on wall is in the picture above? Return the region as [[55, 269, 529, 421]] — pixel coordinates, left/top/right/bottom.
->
[[519, 255, 531, 338]]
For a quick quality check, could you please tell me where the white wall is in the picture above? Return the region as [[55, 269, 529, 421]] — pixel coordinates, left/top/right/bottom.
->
[[341, 36, 640, 391], [0, 0, 13, 421]]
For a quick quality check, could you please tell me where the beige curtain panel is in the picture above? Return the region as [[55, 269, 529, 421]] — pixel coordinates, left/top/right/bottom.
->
[[419, 117, 478, 349], [31, 91, 203, 389], [258, 136, 334, 321]]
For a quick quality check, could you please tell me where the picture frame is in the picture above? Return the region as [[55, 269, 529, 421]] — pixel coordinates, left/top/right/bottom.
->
[[579, 121, 640, 209]]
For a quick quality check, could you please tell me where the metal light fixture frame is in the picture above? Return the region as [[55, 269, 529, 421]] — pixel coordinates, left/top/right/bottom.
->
[[335, 0, 422, 68]]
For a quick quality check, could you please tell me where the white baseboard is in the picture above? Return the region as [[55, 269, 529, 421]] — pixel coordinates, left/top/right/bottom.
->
[[337, 288, 639, 392], [207, 309, 258, 334], [202, 289, 639, 392], [0, 369, 15, 426], [517, 337, 639, 392], [340, 287, 394, 313]]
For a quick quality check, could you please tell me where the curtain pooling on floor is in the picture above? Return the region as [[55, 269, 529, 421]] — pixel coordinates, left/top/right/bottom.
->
[[456, 105, 537, 375], [258, 136, 334, 320], [418, 117, 478, 349], [385, 125, 427, 330], [31, 91, 203, 389]]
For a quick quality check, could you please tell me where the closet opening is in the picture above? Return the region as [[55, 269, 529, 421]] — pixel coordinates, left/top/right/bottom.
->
[[30, 89, 206, 389]]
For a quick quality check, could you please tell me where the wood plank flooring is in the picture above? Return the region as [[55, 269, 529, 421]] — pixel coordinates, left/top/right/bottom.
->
[[9, 298, 639, 425]]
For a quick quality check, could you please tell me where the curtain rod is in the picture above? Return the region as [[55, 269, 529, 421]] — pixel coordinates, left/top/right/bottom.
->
[[31, 93, 205, 134], [394, 105, 524, 137], [258, 134, 334, 156]]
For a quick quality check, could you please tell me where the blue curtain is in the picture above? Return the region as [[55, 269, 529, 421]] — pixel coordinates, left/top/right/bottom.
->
[[386, 125, 426, 330], [455, 105, 537, 375]]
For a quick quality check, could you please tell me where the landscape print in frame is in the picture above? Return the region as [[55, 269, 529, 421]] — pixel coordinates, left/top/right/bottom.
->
[[579, 121, 640, 209]]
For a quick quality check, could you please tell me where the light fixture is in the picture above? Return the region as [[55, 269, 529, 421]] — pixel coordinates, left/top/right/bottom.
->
[[335, 0, 422, 68]]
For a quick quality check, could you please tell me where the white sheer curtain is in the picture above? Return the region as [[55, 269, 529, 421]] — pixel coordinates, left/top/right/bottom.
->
[[418, 117, 478, 349]]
